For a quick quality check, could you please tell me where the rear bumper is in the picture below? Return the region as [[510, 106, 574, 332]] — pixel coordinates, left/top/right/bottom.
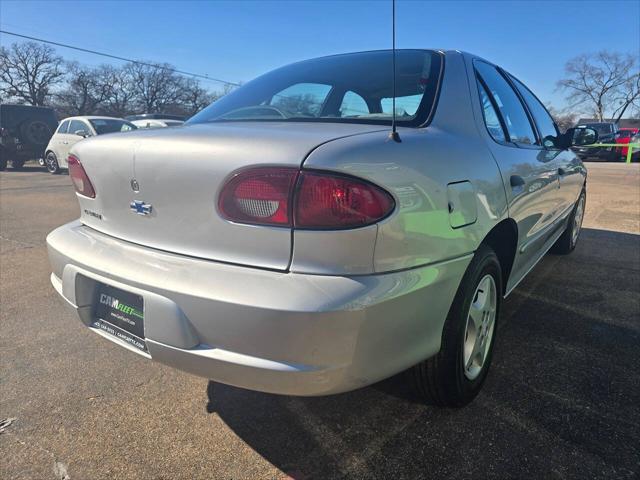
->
[[47, 221, 470, 396]]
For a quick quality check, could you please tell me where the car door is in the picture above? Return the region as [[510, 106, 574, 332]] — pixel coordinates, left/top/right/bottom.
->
[[508, 74, 584, 214], [50, 120, 70, 160], [60, 120, 91, 168], [473, 60, 562, 292]]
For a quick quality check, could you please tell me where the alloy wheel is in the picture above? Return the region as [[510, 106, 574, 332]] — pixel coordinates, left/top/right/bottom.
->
[[463, 274, 497, 381], [572, 194, 585, 246]]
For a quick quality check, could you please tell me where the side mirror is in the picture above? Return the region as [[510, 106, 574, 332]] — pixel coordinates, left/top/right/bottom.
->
[[74, 130, 90, 138], [555, 127, 599, 150]]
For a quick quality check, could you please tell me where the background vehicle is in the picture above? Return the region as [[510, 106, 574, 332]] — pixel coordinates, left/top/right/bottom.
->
[[48, 50, 592, 407], [131, 119, 184, 129], [573, 121, 620, 161], [126, 113, 186, 122], [616, 127, 639, 158], [0, 104, 58, 171], [629, 132, 640, 162], [44, 116, 136, 173]]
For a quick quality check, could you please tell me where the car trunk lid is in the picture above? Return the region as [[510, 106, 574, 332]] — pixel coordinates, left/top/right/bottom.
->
[[71, 122, 384, 270]]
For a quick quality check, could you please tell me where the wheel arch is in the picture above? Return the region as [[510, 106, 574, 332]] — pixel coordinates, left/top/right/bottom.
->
[[479, 218, 518, 295]]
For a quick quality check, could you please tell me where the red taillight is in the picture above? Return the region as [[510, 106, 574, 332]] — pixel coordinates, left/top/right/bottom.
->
[[295, 171, 394, 228], [218, 167, 394, 229], [218, 167, 298, 226], [67, 154, 96, 198]]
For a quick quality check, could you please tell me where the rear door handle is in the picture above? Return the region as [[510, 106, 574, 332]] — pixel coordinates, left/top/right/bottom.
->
[[510, 175, 525, 188]]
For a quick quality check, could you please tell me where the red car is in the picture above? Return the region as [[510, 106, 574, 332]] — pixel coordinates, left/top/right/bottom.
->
[[616, 128, 639, 157]]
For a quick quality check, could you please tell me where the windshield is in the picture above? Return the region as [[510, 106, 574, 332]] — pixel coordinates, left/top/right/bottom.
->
[[89, 119, 137, 135], [189, 50, 442, 127]]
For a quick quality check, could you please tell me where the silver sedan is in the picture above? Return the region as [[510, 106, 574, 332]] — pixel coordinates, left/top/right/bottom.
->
[[47, 50, 594, 406]]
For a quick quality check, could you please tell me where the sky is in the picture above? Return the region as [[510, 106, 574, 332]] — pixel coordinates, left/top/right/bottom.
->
[[1, 0, 639, 114]]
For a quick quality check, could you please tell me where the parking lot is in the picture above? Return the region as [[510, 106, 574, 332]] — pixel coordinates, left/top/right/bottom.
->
[[0, 162, 639, 479]]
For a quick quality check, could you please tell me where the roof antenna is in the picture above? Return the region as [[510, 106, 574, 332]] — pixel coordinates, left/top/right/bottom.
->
[[388, 0, 401, 143]]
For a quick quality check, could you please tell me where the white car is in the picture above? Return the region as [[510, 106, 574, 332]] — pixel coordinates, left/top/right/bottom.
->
[[44, 116, 136, 174], [131, 119, 184, 129]]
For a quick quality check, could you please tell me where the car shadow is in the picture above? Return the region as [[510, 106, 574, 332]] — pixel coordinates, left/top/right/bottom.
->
[[205, 228, 640, 479]]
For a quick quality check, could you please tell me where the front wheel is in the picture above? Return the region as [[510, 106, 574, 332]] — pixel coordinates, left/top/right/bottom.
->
[[45, 152, 60, 174], [550, 189, 586, 254], [413, 244, 502, 407]]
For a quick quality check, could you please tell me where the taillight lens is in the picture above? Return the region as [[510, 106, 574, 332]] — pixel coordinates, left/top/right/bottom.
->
[[218, 167, 298, 226], [67, 154, 96, 198], [218, 167, 394, 229], [295, 171, 394, 228]]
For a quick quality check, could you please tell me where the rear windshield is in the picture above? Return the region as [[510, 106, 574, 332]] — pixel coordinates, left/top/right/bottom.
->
[[89, 119, 137, 135], [189, 50, 442, 127]]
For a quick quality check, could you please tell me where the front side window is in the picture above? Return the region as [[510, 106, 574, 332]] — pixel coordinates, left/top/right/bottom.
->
[[478, 81, 507, 143], [189, 50, 442, 127], [509, 75, 558, 147], [475, 61, 537, 146], [57, 120, 70, 134]]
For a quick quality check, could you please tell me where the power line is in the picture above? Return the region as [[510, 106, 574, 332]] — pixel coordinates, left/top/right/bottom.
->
[[0, 30, 241, 87]]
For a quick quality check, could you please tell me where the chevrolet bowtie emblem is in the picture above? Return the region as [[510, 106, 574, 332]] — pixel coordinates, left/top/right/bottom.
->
[[130, 200, 152, 216]]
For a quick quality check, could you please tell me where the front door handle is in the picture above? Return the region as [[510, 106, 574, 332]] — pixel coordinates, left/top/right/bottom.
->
[[510, 175, 525, 188]]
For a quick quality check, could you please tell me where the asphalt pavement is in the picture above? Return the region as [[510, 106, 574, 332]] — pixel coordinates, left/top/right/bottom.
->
[[1, 162, 639, 479]]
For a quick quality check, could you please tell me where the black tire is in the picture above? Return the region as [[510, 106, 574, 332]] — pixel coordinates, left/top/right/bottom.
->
[[413, 244, 502, 407], [0, 150, 6, 171], [550, 189, 586, 255], [45, 151, 60, 174], [11, 159, 25, 170]]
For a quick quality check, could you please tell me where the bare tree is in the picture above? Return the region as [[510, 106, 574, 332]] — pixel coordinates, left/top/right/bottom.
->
[[55, 63, 109, 116], [99, 64, 137, 117], [546, 105, 578, 132], [0, 41, 65, 105], [125, 62, 185, 113], [179, 78, 219, 116], [557, 51, 639, 121]]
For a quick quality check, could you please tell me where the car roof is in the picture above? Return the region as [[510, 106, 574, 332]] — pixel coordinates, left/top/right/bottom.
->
[[61, 116, 128, 121]]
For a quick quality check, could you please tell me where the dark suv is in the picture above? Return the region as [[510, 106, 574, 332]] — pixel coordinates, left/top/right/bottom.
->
[[573, 122, 620, 161], [0, 104, 58, 170]]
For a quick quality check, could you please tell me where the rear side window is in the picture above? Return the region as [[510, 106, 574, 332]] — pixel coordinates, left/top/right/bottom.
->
[[57, 120, 70, 134], [509, 75, 558, 146], [475, 61, 537, 146], [478, 81, 507, 143]]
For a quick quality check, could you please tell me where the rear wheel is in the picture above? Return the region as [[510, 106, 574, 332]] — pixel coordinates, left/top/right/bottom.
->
[[550, 189, 586, 255], [45, 151, 60, 174], [413, 244, 502, 407]]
